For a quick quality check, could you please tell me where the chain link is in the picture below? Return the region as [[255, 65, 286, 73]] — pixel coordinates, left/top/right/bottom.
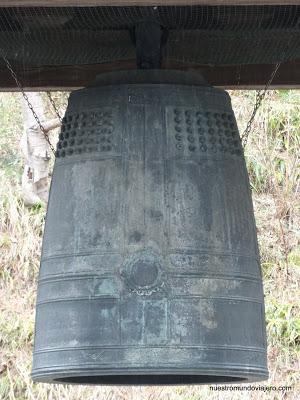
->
[[0, 51, 56, 154], [236, 64, 241, 87], [46, 91, 63, 123], [241, 62, 281, 147]]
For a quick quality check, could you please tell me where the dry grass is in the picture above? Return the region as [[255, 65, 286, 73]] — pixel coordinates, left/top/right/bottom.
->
[[0, 90, 299, 400]]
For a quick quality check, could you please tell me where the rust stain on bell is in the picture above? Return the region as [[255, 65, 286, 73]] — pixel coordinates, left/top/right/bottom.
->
[[32, 70, 268, 385]]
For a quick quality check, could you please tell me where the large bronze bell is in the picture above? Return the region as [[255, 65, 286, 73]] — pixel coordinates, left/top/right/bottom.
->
[[32, 70, 268, 384]]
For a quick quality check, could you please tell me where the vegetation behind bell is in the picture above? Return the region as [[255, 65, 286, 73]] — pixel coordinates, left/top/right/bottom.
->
[[31, 70, 268, 385]]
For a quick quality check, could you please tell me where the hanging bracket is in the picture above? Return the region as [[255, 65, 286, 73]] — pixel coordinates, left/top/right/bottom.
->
[[130, 21, 168, 69]]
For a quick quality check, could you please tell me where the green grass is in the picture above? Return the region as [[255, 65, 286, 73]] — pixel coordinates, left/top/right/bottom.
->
[[266, 302, 300, 348]]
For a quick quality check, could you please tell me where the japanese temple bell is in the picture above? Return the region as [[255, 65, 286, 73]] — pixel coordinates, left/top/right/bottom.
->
[[32, 25, 268, 385], [31, 70, 268, 384]]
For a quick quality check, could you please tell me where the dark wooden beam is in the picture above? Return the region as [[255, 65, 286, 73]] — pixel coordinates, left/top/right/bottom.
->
[[0, 59, 299, 91], [0, 1, 299, 6]]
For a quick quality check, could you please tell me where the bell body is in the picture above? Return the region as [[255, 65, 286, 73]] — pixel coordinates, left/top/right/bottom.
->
[[32, 71, 268, 384]]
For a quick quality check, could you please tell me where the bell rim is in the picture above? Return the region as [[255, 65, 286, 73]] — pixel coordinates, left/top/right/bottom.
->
[[31, 366, 269, 385]]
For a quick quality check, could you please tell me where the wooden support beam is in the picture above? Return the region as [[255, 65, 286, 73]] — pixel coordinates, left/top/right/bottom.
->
[[0, 59, 299, 91], [0, 1, 299, 7]]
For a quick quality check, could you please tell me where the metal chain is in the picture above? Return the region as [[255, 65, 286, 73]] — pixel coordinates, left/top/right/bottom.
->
[[46, 91, 63, 123], [236, 64, 241, 87], [0, 51, 56, 154], [241, 62, 281, 147]]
